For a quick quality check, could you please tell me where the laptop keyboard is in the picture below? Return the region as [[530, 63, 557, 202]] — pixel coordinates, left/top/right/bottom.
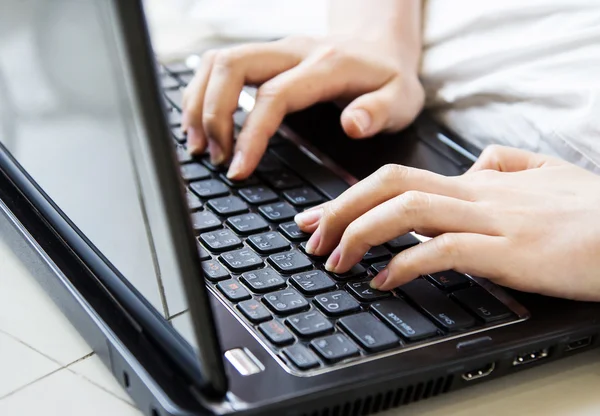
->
[[160, 62, 520, 372]]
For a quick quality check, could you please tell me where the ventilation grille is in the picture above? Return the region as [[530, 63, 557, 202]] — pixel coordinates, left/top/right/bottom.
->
[[301, 374, 454, 416]]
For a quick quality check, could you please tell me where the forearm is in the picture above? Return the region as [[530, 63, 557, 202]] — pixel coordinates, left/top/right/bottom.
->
[[328, 0, 423, 71]]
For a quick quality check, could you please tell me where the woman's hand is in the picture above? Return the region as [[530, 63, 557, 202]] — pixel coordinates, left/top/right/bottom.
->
[[294, 145, 600, 301], [181, 35, 424, 179]]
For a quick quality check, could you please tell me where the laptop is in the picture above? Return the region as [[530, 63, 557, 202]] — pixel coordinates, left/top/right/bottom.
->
[[0, 1, 599, 415]]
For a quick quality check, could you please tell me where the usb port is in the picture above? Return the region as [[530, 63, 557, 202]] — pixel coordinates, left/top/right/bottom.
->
[[462, 362, 496, 381], [512, 348, 549, 366], [566, 336, 593, 352]]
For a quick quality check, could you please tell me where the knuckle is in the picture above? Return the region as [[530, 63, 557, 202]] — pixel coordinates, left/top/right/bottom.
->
[[398, 191, 430, 215], [212, 48, 241, 72], [320, 202, 342, 229], [434, 234, 460, 262], [342, 221, 364, 247], [201, 111, 220, 133], [376, 164, 407, 184]]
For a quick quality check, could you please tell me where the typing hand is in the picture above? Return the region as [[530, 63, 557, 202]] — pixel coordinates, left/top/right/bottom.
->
[[294, 145, 600, 301], [181, 36, 424, 179]]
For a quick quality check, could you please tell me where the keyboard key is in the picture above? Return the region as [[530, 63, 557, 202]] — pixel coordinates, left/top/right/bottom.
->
[[346, 281, 391, 302], [237, 299, 272, 323], [238, 186, 278, 204], [164, 88, 183, 109], [201, 260, 229, 281], [314, 290, 361, 317], [206, 196, 249, 216], [282, 345, 320, 370], [220, 247, 263, 273], [287, 310, 333, 337], [259, 320, 294, 346], [451, 287, 513, 323], [370, 261, 389, 275], [172, 126, 187, 144], [268, 250, 313, 274], [371, 299, 439, 341], [240, 268, 286, 293], [278, 222, 309, 242], [299, 241, 327, 259], [186, 190, 203, 211], [176, 147, 192, 163], [164, 62, 194, 74], [385, 234, 420, 252], [217, 279, 251, 302], [177, 72, 195, 85], [283, 187, 323, 207], [362, 246, 392, 263], [218, 173, 260, 188], [311, 333, 359, 363], [199, 229, 242, 252], [247, 231, 290, 254], [339, 313, 400, 352], [261, 170, 303, 190], [397, 279, 476, 332], [330, 264, 367, 281], [168, 110, 183, 126], [428, 271, 470, 291], [263, 288, 310, 315], [227, 213, 269, 235], [258, 202, 298, 222], [291, 270, 336, 295], [197, 243, 211, 261], [190, 211, 221, 232], [180, 163, 210, 181], [189, 179, 229, 199], [200, 157, 226, 172], [256, 153, 283, 172], [161, 74, 181, 90]]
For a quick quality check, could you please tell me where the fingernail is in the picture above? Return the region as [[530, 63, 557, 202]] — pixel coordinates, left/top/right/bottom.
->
[[294, 208, 323, 228], [304, 227, 321, 255], [325, 245, 342, 272], [227, 151, 244, 179], [370, 269, 389, 290], [350, 109, 371, 135], [209, 139, 225, 165]]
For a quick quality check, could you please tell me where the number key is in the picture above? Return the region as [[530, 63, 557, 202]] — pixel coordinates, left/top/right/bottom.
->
[[262, 288, 309, 315]]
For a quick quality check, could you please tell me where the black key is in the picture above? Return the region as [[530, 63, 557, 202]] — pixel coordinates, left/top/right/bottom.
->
[[291, 270, 336, 295], [283, 187, 323, 207], [385, 234, 420, 252], [370, 261, 389, 275], [428, 271, 470, 291], [164, 88, 183, 110], [200, 157, 226, 172], [201, 260, 229, 281], [339, 313, 400, 352], [206, 196, 248, 216], [199, 229, 242, 252], [310, 333, 359, 363], [330, 264, 367, 281], [177, 72, 194, 85], [161, 74, 181, 90], [371, 299, 438, 341], [268, 250, 313, 274], [186, 190, 203, 210], [218, 173, 259, 188], [287, 310, 333, 337], [237, 299, 272, 323], [262, 288, 310, 315], [172, 126, 187, 144], [226, 213, 269, 235], [238, 186, 278, 204], [362, 246, 392, 263], [397, 279, 476, 332], [269, 143, 350, 200], [258, 320, 294, 346], [190, 211, 221, 232], [240, 268, 286, 293], [314, 290, 361, 317], [168, 110, 183, 126], [217, 279, 251, 302], [299, 241, 327, 259], [261, 170, 303, 190], [258, 202, 298, 222], [180, 163, 210, 181], [197, 243, 211, 261], [164, 62, 194, 74], [189, 179, 229, 199], [220, 247, 263, 273], [278, 222, 309, 242], [282, 345, 320, 370], [247, 231, 290, 254], [176, 147, 192, 163], [256, 153, 283, 172], [451, 287, 513, 323], [346, 281, 391, 302]]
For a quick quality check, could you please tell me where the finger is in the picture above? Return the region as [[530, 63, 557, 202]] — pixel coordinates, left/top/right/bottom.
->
[[293, 203, 328, 233], [326, 191, 498, 273], [370, 233, 509, 291], [202, 43, 304, 166], [304, 164, 473, 256], [467, 145, 562, 173]]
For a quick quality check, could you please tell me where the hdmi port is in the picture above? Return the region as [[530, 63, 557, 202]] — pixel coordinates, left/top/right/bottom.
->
[[462, 362, 496, 381], [566, 336, 593, 352], [512, 348, 549, 366]]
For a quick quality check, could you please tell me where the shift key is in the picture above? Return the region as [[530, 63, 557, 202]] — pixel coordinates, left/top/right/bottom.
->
[[397, 279, 475, 332]]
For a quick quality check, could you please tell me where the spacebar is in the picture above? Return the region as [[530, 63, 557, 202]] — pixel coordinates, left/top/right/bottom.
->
[[269, 142, 350, 200]]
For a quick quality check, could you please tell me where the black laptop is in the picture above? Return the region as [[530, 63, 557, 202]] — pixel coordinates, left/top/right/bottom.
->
[[0, 1, 599, 415]]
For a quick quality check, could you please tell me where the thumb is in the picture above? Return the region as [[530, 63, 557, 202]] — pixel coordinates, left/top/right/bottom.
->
[[467, 145, 561, 173]]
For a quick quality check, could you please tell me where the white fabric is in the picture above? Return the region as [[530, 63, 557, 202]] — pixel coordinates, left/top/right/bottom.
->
[[146, 0, 600, 171]]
